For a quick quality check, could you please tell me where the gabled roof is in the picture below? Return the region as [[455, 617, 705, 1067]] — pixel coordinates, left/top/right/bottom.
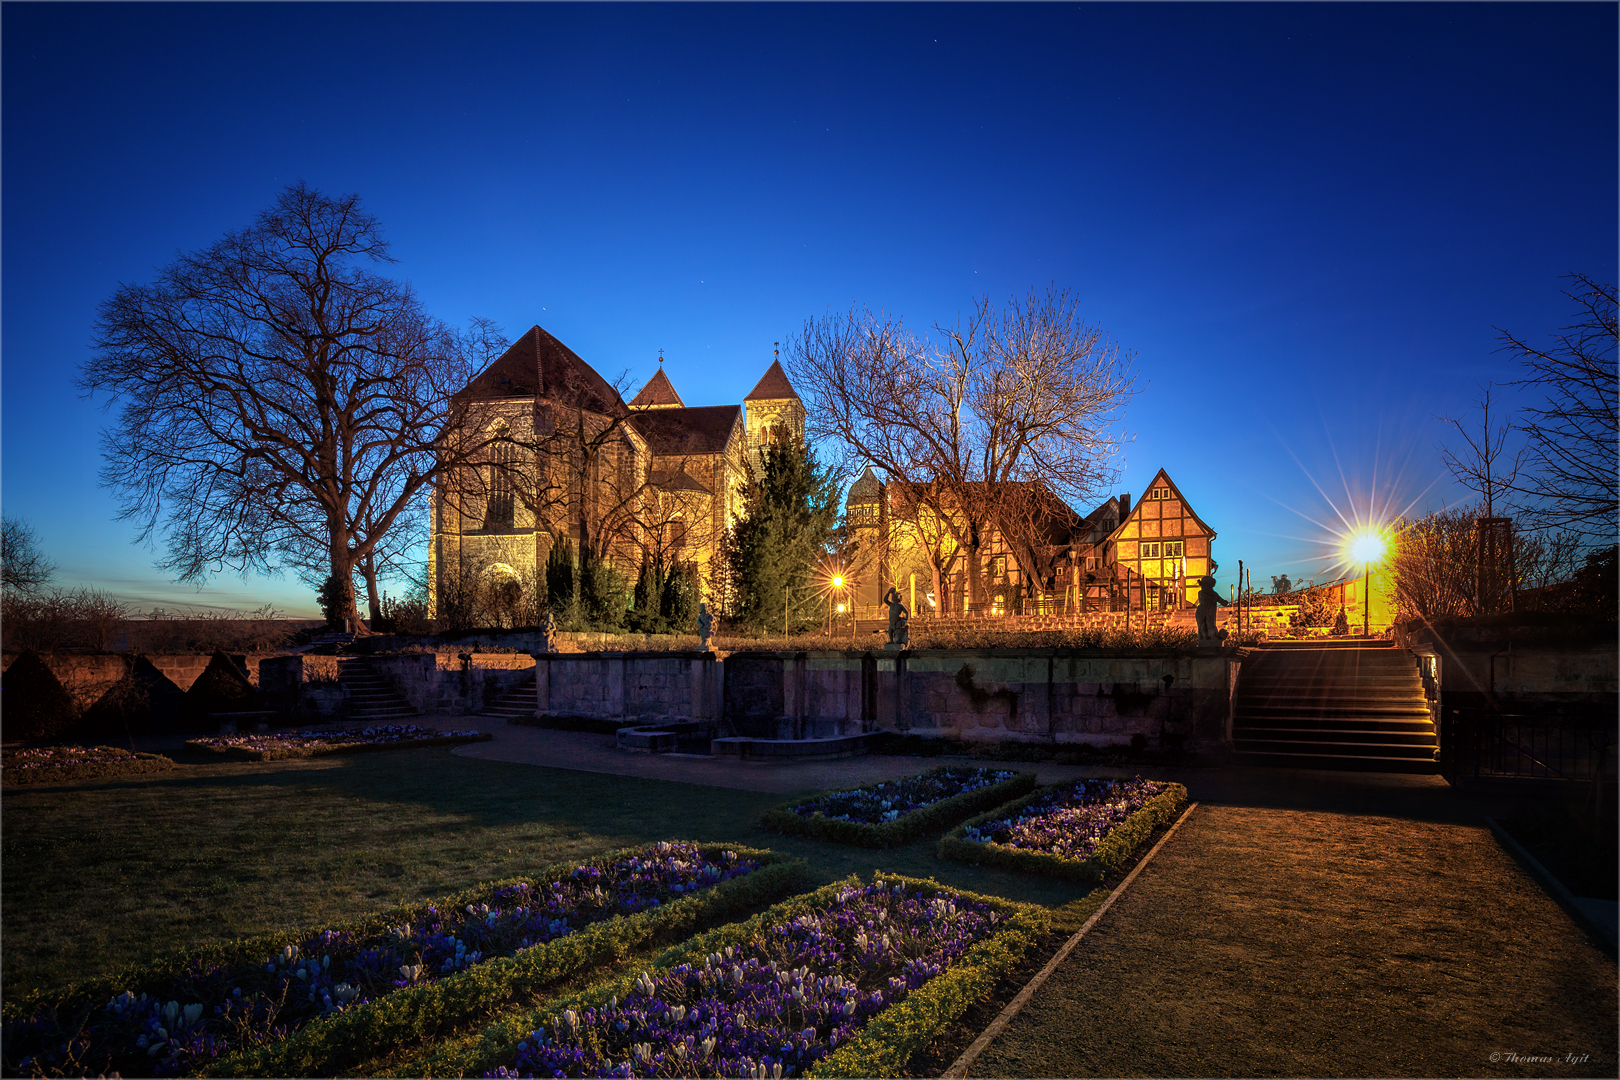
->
[[628, 405, 743, 456], [453, 326, 627, 417], [651, 467, 713, 495], [1107, 468, 1217, 543], [744, 359, 800, 402], [629, 367, 685, 409]]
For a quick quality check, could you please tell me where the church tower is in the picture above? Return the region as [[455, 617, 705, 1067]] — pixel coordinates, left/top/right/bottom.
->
[[743, 348, 805, 476]]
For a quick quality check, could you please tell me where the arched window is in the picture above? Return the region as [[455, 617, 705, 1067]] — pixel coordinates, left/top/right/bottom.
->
[[485, 443, 517, 530]]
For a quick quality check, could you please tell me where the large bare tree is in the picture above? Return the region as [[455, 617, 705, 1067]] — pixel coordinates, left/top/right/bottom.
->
[[83, 183, 507, 624], [787, 288, 1136, 608], [1498, 274, 1617, 543]]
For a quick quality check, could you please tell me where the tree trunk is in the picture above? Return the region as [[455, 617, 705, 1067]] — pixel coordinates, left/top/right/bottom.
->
[[329, 526, 359, 629], [360, 553, 383, 623]]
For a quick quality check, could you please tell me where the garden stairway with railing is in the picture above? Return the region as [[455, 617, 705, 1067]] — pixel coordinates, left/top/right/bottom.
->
[[1232, 641, 1438, 772], [482, 672, 538, 723], [336, 657, 419, 725]]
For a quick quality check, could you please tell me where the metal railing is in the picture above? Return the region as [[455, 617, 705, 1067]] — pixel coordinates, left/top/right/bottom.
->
[[1440, 706, 1618, 786]]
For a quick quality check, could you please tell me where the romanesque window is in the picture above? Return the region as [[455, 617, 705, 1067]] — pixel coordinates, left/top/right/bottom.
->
[[485, 445, 516, 530]]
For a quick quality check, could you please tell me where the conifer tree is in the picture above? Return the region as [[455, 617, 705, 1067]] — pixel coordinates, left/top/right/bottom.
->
[[724, 441, 841, 634]]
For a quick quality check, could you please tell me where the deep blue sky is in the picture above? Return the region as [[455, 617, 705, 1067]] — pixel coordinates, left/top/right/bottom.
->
[[3, 3, 1614, 617]]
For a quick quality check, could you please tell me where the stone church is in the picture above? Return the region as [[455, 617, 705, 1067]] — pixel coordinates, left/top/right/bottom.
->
[[429, 326, 803, 616]]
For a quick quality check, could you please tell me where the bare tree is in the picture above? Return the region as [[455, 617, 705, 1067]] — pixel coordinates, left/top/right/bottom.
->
[[1436, 384, 1525, 517], [1, 515, 55, 595], [787, 288, 1135, 609], [1499, 274, 1618, 542], [82, 183, 509, 624]]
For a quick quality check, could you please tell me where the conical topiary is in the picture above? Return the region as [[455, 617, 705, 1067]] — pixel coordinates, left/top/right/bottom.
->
[[82, 656, 187, 737], [1, 650, 79, 742], [181, 651, 261, 730]]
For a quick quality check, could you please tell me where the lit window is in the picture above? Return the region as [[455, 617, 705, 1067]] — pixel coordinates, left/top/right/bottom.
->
[[1141, 542, 1160, 558], [1164, 541, 1184, 558]]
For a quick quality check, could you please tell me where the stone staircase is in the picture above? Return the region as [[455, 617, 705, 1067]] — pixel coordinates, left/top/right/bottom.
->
[[482, 672, 538, 722], [336, 657, 419, 724], [1233, 641, 1438, 772]]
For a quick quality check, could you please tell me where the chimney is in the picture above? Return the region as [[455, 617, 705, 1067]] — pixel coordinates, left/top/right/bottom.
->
[[1117, 492, 1131, 517]]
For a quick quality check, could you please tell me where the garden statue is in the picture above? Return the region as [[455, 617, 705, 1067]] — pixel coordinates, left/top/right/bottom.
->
[[538, 610, 557, 654], [697, 603, 713, 650], [884, 587, 910, 648], [1195, 574, 1228, 646]]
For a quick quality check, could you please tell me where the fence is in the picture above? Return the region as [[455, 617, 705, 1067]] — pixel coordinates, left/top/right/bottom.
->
[[1440, 706, 1619, 790]]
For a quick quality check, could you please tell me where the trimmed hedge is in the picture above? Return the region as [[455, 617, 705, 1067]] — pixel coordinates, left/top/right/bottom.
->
[[409, 873, 1050, 1080], [2, 845, 805, 1070], [1, 749, 174, 788], [205, 848, 810, 1077], [937, 780, 1189, 882], [184, 730, 492, 761], [758, 766, 1037, 848]]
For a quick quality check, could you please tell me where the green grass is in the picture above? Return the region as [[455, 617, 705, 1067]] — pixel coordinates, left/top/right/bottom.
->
[[2, 746, 1105, 999]]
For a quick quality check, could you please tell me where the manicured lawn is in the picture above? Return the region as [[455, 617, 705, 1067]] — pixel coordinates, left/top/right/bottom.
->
[[2, 747, 1103, 999]]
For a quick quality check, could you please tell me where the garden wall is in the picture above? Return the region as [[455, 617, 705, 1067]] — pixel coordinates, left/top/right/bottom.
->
[[529, 648, 1235, 750], [1400, 624, 1617, 715], [1, 651, 290, 712]]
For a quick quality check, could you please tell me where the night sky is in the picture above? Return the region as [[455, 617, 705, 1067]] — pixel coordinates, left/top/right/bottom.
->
[[3, 2, 1614, 617]]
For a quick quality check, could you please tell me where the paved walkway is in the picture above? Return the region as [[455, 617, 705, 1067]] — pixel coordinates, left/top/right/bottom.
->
[[966, 802, 1618, 1078]]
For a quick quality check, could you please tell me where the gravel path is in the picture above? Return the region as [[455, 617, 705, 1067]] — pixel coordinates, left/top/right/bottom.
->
[[968, 804, 1617, 1078]]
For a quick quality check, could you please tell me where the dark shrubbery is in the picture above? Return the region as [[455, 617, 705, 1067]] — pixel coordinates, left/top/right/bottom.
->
[[0, 650, 79, 741]]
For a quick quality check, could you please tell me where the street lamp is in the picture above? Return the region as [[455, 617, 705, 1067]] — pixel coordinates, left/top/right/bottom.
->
[[1348, 531, 1387, 637]]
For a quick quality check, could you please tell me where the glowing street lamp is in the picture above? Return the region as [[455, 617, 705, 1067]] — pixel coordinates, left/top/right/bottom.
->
[[1346, 529, 1388, 637]]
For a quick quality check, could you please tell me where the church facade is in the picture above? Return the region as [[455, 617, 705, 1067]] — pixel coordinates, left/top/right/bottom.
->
[[428, 326, 803, 617]]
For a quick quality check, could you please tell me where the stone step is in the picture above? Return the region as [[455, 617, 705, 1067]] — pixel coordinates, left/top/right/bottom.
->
[[1233, 714, 1437, 733], [1233, 736, 1438, 759], [1231, 749, 1439, 773], [1233, 725, 1438, 747]]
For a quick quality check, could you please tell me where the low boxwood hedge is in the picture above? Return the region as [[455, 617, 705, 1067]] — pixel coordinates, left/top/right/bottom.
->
[[1, 844, 806, 1076], [937, 779, 1189, 882], [1, 749, 174, 788], [758, 766, 1037, 848], [200, 848, 809, 1077], [409, 873, 1050, 1080], [185, 730, 492, 761]]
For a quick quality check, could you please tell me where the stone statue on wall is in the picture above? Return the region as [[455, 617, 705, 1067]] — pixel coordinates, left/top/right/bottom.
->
[[697, 603, 713, 651], [538, 609, 557, 655], [884, 587, 910, 648], [1195, 574, 1229, 646]]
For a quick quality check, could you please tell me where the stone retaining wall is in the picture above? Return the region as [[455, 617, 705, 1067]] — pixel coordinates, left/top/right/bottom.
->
[[527, 647, 1236, 751], [2, 651, 290, 712]]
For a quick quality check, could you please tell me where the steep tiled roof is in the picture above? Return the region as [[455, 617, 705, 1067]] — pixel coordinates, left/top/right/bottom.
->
[[847, 466, 884, 505], [744, 360, 800, 401], [453, 326, 626, 417], [628, 405, 743, 456], [628, 367, 685, 409], [651, 467, 713, 495]]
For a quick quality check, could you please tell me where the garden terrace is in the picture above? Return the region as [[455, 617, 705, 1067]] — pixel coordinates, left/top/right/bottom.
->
[[1, 843, 796, 1078]]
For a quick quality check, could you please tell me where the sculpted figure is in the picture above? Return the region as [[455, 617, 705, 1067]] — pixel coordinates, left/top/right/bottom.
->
[[1195, 574, 1229, 645], [884, 587, 910, 647], [697, 603, 714, 650], [538, 609, 558, 654]]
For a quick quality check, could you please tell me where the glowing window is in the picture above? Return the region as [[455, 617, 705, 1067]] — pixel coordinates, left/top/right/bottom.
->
[[1164, 541, 1184, 558], [1141, 542, 1161, 558]]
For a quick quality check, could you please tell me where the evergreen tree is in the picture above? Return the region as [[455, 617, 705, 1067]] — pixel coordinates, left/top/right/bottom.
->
[[578, 544, 628, 630], [629, 555, 669, 633], [724, 441, 842, 634], [545, 541, 576, 625], [661, 562, 699, 632]]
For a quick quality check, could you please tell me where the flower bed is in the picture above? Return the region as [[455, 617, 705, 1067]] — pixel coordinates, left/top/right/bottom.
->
[[1, 745, 175, 787], [758, 766, 1037, 848], [186, 723, 491, 761], [3, 843, 806, 1079], [418, 874, 1048, 1079], [938, 777, 1189, 882]]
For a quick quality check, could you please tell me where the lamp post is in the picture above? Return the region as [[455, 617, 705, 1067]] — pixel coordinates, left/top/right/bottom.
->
[[828, 574, 845, 640], [1348, 532, 1387, 638]]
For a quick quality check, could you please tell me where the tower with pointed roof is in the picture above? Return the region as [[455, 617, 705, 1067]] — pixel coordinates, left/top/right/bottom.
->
[[743, 350, 806, 477]]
